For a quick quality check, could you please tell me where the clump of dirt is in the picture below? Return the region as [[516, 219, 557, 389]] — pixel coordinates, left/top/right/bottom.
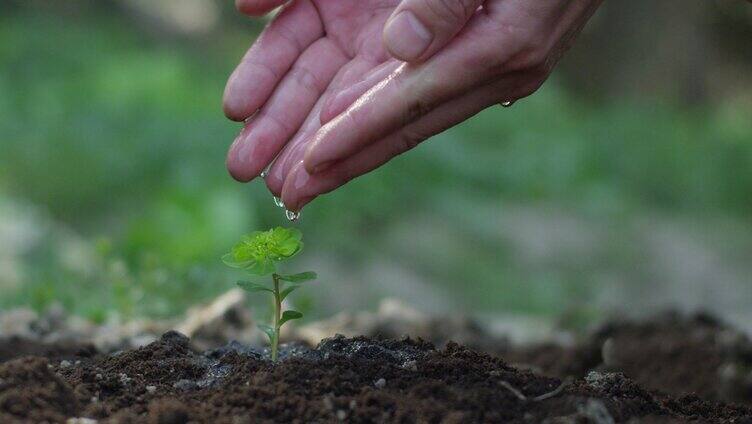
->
[[1, 331, 751, 423], [501, 312, 752, 406], [0, 356, 80, 422]]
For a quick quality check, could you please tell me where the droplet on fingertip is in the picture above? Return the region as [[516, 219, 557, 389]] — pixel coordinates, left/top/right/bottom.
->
[[285, 209, 300, 222], [501, 100, 514, 108], [273, 196, 285, 208]]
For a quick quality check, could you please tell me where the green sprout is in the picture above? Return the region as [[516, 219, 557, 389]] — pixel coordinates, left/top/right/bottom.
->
[[222, 227, 316, 362]]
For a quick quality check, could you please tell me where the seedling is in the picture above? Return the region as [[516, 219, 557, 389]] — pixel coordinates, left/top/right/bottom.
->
[[222, 227, 316, 361]]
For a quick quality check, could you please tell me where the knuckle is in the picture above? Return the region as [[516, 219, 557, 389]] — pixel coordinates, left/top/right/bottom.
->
[[288, 66, 324, 94], [423, 0, 472, 26], [260, 111, 294, 135], [270, 20, 304, 52], [393, 130, 425, 156], [392, 72, 438, 125], [404, 98, 433, 124]]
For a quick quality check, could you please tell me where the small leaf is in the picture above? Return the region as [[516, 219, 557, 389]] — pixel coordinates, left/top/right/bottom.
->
[[257, 324, 275, 342], [221, 253, 253, 269], [280, 285, 300, 301], [237, 281, 273, 293], [245, 258, 276, 276], [277, 271, 317, 283], [279, 310, 303, 326]]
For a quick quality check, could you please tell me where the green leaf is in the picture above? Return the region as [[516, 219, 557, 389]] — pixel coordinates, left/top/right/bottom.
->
[[277, 271, 317, 283], [222, 228, 304, 275], [245, 258, 276, 276], [221, 252, 253, 269], [270, 227, 303, 258], [257, 324, 275, 342], [236, 281, 273, 293], [279, 310, 303, 326], [279, 285, 300, 301]]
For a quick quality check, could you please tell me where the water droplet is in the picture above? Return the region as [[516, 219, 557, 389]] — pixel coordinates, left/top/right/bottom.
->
[[501, 100, 514, 108], [259, 170, 268, 178], [273, 196, 285, 208], [285, 209, 300, 222]]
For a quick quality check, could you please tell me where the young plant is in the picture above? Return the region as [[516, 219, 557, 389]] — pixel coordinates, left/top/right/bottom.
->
[[222, 227, 316, 362]]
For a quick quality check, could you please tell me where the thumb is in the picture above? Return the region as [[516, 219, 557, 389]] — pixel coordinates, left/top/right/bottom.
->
[[383, 0, 483, 63]]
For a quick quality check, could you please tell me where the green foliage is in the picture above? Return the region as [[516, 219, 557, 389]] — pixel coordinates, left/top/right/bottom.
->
[[277, 272, 317, 283], [222, 228, 303, 275], [225, 228, 316, 361], [280, 310, 303, 326]]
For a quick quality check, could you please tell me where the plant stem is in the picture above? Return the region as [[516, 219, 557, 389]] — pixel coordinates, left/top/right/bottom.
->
[[271, 273, 281, 362]]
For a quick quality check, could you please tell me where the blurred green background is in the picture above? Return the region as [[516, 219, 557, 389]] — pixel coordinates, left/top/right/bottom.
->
[[1, 0, 751, 331]]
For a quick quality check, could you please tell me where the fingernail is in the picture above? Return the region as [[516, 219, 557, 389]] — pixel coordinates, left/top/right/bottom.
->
[[384, 11, 433, 60]]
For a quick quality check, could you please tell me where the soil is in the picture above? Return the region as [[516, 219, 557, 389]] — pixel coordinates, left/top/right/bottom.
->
[[1, 314, 752, 423], [499, 312, 752, 407]]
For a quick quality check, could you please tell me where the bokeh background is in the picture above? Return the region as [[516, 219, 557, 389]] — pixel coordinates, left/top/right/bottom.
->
[[2, 0, 751, 334]]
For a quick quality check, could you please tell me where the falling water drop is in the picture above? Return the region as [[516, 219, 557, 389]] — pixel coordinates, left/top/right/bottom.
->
[[285, 209, 300, 222], [501, 100, 514, 108], [273, 196, 285, 208]]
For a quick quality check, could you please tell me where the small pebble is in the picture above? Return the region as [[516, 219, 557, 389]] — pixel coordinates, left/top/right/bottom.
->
[[349, 400, 357, 410], [60, 360, 72, 368], [90, 397, 98, 403], [66, 418, 98, 424], [119, 373, 131, 385], [402, 360, 418, 371], [95, 373, 103, 380], [146, 385, 157, 394], [336, 410, 347, 420], [374, 378, 386, 388], [173, 379, 198, 391]]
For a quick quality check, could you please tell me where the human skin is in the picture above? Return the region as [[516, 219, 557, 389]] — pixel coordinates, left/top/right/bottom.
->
[[224, 0, 604, 211]]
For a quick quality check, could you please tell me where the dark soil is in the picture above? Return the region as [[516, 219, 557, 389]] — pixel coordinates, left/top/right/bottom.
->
[[1, 314, 752, 423], [500, 312, 752, 407]]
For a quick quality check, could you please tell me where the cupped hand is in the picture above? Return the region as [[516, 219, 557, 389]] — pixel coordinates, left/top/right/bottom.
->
[[224, 0, 402, 185], [273, 0, 603, 211]]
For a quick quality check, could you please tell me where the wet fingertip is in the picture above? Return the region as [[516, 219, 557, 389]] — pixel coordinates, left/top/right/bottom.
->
[[265, 169, 284, 197], [294, 196, 316, 211]]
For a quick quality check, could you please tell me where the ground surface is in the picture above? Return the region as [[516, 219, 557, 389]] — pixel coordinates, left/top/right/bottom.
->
[[2, 314, 752, 423]]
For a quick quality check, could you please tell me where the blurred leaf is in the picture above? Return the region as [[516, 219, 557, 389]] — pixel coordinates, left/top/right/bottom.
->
[[277, 271, 316, 283], [236, 280, 273, 293], [280, 285, 300, 301], [280, 310, 303, 326], [257, 324, 275, 342]]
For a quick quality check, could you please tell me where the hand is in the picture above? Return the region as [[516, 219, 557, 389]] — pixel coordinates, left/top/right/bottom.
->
[[224, 0, 402, 188], [273, 0, 603, 211]]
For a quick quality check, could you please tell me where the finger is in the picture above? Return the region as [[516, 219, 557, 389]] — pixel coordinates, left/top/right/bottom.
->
[[304, 59, 479, 173], [383, 0, 483, 62], [235, 0, 288, 16], [320, 59, 401, 125], [227, 38, 348, 182], [265, 56, 385, 195], [223, 0, 324, 121], [304, 14, 524, 174], [284, 73, 536, 210]]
